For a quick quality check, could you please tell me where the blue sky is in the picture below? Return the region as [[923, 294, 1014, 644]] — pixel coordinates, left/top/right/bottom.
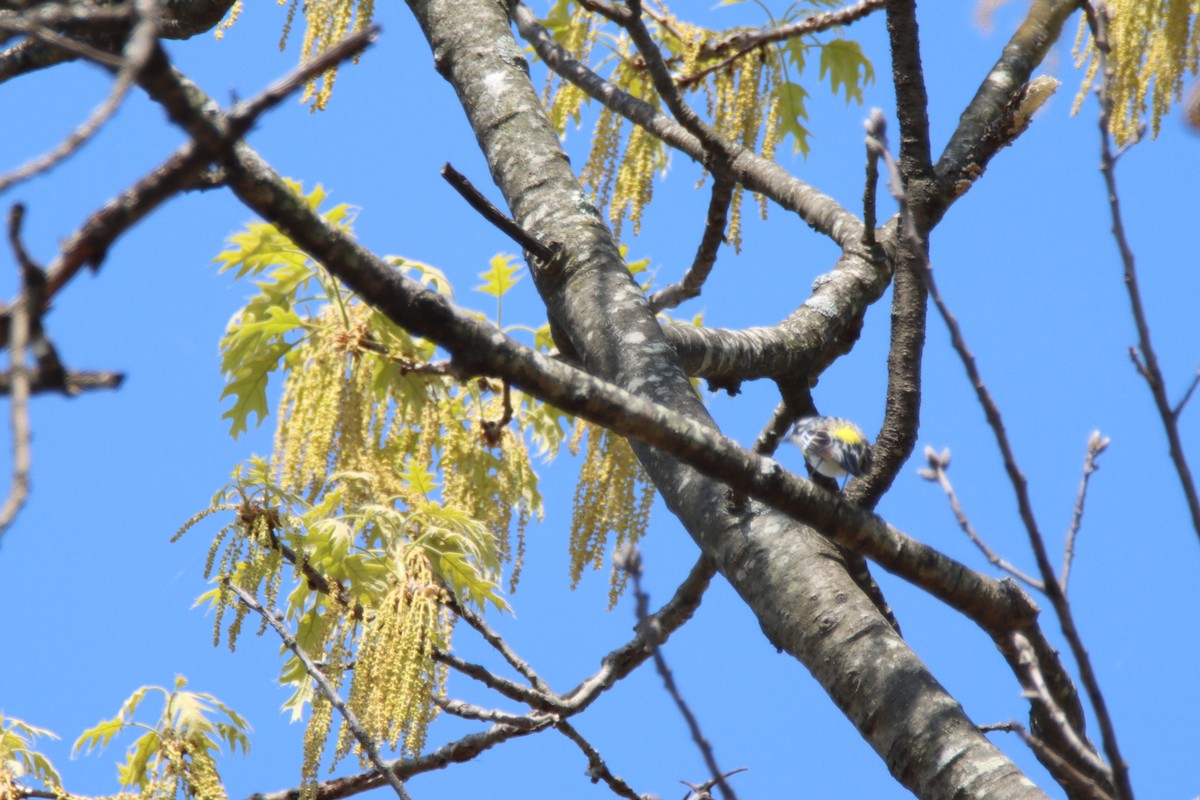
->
[[1, 2, 1198, 798]]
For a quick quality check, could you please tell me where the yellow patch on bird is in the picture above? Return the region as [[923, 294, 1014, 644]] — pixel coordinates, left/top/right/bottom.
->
[[833, 425, 865, 445]]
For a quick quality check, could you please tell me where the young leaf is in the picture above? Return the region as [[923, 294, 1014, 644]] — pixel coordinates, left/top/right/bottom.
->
[[819, 39, 875, 104], [474, 254, 522, 298], [774, 81, 812, 156]]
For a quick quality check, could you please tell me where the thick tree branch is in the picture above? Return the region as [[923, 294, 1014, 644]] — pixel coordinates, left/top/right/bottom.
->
[[932, 0, 1078, 220], [130, 10, 1058, 797]]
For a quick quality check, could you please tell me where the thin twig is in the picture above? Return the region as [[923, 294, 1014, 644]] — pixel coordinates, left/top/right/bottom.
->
[[553, 721, 643, 800], [433, 696, 554, 729], [512, 2, 864, 247], [1012, 633, 1110, 778], [986, 720, 1114, 800], [1089, 12, 1200, 545], [0, 0, 159, 193], [0, 367, 123, 395], [1173, 368, 1200, 418], [648, 174, 735, 311], [678, 0, 885, 88], [227, 583, 414, 800], [917, 446, 1043, 590], [439, 163, 557, 263], [594, 0, 720, 150], [431, 649, 563, 711], [452, 598, 555, 696], [615, 544, 738, 800], [0, 205, 34, 540], [1060, 431, 1109, 594]]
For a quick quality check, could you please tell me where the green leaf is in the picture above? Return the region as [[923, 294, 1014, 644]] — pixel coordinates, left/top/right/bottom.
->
[[400, 460, 440, 498], [117, 731, 160, 790], [818, 38, 874, 104], [774, 81, 812, 156], [72, 718, 127, 757], [474, 254, 523, 298]]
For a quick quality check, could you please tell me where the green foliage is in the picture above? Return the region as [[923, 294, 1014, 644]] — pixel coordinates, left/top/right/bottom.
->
[[214, 181, 355, 438], [474, 253, 523, 298], [774, 81, 812, 156], [0, 714, 63, 797], [73, 677, 250, 800], [819, 39, 874, 104], [188, 180, 676, 786]]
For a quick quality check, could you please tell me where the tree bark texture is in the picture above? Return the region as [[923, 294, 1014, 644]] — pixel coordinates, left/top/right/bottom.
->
[[403, 1, 1049, 797]]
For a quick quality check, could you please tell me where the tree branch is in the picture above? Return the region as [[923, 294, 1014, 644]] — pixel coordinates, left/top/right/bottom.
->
[[0, 205, 35, 542], [228, 583, 414, 800], [512, 2, 865, 249]]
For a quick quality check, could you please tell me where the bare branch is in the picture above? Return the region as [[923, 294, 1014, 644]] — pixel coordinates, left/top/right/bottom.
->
[[679, 0, 885, 88], [512, 3, 865, 248], [440, 163, 557, 264], [918, 446, 1043, 590], [433, 696, 554, 730], [0, 0, 162, 193], [0, 368, 124, 395], [431, 649, 562, 712], [1061, 431, 1109, 594], [1090, 13, 1200, 545], [616, 544, 737, 800], [648, 174, 735, 312], [451, 598, 555, 697], [227, 583, 414, 800], [553, 721, 643, 800], [1012, 633, 1111, 780], [0, 205, 35, 541]]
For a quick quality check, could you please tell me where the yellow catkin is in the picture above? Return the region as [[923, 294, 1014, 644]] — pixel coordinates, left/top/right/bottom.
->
[[568, 422, 656, 605], [1075, 0, 1200, 143], [338, 555, 448, 764], [213, 0, 242, 40], [546, 9, 597, 132]]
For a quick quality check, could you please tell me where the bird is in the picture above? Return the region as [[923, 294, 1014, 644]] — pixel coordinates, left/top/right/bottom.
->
[[790, 416, 873, 482]]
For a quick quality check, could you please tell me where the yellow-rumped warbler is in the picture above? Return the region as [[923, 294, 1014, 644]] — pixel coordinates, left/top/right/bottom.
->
[[790, 416, 873, 481]]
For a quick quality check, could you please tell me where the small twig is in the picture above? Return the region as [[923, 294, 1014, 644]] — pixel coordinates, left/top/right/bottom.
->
[[451, 597, 555, 696], [0, 205, 35, 541], [648, 174, 735, 311], [600, 0, 720, 151], [1060, 431, 1109, 594], [1090, 14, 1200, 545], [554, 721, 643, 800], [862, 126, 880, 250], [681, 768, 749, 800], [226, 27, 379, 125], [1172, 367, 1200, 418], [480, 380, 513, 446], [227, 583, 414, 800], [917, 446, 1043, 590], [1012, 633, 1110, 779], [0, 367, 123, 395], [0, 0, 159, 193], [439, 163, 557, 264], [432, 649, 564, 712], [985, 720, 1114, 800], [561, 554, 715, 711], [433, 696, 554, 729], [678, 0, 885, 88], [615, 544, 738, 800]]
